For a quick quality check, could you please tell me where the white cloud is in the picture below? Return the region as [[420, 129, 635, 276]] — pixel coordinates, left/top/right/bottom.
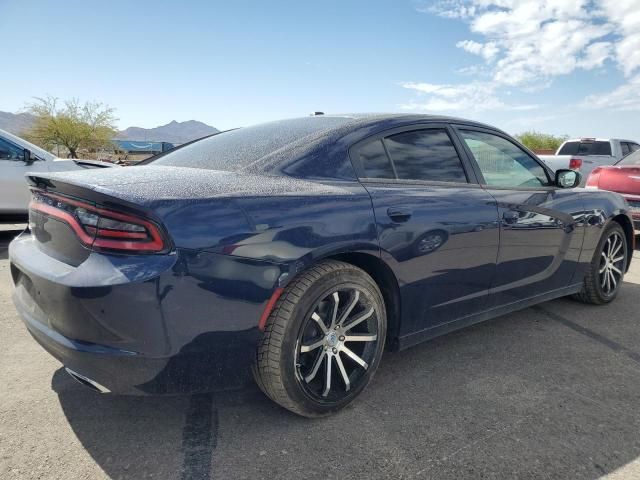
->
[[581, 74, 640, 110], [400, 81, 538, 112], [456, 40, 499, 60], [578, 41, 613, 70], [599, 0, 640, 76], [424, 0, 477, 19], [460, 2, 613, 87], [505, 112, 573, 129], [405, 0, 640, 114]]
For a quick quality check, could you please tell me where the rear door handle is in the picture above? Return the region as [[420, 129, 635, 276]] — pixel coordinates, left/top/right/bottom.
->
[[387, 207, 412, 222]]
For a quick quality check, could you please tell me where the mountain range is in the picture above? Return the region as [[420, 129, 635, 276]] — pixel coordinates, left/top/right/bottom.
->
[[0, 111, 36, 135], [115, 120, 218, 144], [0, 111, 218, 144]]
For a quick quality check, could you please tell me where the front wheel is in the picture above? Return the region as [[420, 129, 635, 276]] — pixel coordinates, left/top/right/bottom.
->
[[253, 260, 386, 417], [574, 222, 628, 305]]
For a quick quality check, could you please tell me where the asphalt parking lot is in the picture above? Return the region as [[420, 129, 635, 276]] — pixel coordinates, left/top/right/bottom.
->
[[1, 230, 640, 480]]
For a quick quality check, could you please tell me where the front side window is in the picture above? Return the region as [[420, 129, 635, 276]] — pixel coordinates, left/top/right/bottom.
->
[[630, 143, 640, 152], [0, 137, 24, 161], [383, 129, 468, 182], [460, 130, 550, 188], [622, 143, 631, 157]]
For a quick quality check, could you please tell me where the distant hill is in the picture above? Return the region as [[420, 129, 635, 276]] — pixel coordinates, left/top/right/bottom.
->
[[0, 111, 218, 144], [116, 120, 219, 144], [0, 111, 36, 135]]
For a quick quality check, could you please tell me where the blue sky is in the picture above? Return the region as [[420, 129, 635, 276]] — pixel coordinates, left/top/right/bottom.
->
[[1, 0, 639, 138]]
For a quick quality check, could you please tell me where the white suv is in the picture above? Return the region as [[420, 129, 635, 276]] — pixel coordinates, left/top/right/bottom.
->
[[0, 128, 115, 216]]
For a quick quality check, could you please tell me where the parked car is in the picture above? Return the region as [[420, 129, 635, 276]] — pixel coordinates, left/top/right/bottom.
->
[[0, 128, 116, 217], [586, 149, 640, 233], [538, 138, 640, 183], [9, 114, 634, 417]]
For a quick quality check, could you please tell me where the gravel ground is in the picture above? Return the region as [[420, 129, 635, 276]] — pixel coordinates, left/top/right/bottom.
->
[[1, 230, 640, 480]]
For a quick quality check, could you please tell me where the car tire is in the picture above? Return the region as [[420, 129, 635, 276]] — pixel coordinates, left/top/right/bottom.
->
[[253, 260, 386, 417], [573, 222, 628, 305]]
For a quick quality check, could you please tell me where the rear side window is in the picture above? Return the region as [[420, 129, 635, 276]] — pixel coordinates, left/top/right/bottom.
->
[[384, 130, 467, 182], [358, 139, 395, 178], [622, 142, 640, 156], [356, 129, 468, 182], [558, 141, 612, 156], [617, 150, 640, 166]]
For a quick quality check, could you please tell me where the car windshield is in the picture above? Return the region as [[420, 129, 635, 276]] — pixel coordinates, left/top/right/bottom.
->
[[149, 117, 350, 171], [558, 141, 612, 156], [616, 150, 640, 166]]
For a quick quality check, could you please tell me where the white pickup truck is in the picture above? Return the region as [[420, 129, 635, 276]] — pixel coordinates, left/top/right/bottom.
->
[[538, 138, 640, 184]]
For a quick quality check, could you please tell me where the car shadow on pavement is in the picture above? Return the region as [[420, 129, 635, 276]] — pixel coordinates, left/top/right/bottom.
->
[[51, 369, 202, 479], [51, 279, 640, 480], [51, 367, 280, 479]]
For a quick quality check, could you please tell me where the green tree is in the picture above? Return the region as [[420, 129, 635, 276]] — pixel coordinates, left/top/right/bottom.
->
[[516, 131, 568, 152], [24, 96, 117, 158]]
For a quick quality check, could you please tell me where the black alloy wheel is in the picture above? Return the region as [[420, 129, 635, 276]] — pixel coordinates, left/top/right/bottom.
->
[[254, 260, 386, 417]]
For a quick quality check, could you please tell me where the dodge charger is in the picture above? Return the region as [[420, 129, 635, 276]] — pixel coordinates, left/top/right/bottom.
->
[[9, 114, 634, 417]]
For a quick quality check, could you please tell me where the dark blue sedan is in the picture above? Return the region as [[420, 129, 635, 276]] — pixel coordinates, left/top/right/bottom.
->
[[9, 114, 635, 417]]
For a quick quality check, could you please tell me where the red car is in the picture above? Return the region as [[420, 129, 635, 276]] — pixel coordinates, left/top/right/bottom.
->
[[587, 150, 640, 232]]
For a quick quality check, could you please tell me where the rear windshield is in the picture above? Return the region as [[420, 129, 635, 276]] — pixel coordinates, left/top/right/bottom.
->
[[617, 150, 640, 166], [558, 141, 612, 156], [149, 117, 350, 171]]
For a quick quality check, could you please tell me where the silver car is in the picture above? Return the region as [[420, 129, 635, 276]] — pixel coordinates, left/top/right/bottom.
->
[[0, 128, 115, 216]]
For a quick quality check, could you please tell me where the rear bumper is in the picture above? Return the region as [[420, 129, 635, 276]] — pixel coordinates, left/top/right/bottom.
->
[[19, 303, 166, 394], [18, 299, 263, 394], [10, 234, 286, 395]]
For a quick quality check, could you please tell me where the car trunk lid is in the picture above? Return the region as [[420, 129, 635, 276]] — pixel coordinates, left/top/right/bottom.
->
[[25, 165, 344, 263]]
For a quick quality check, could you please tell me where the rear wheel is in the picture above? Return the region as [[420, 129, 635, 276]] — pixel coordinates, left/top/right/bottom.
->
[[254, 260, 386, 417], [574, 222, 627, 304]]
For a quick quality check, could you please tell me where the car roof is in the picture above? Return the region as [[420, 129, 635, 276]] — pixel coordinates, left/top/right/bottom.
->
[[148, 113, 509, 180], [245, 114, 506, 177], [309, 112, 499, 131], [258, 113, 505, 149], [563, 138, 638, 143]]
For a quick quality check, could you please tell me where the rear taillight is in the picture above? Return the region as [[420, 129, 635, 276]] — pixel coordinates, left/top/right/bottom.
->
[[29, 191, 167, 253], [586, 167, 602, 189], [569, 158, 583, 170]]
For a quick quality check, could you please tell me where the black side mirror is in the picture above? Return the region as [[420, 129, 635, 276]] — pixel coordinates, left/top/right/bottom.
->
[[23, 148, 34, 165], [555, 169, 581, 188]]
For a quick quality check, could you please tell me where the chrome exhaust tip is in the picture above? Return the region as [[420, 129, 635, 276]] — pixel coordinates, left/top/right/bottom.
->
[[65, 367, 111, 393]]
